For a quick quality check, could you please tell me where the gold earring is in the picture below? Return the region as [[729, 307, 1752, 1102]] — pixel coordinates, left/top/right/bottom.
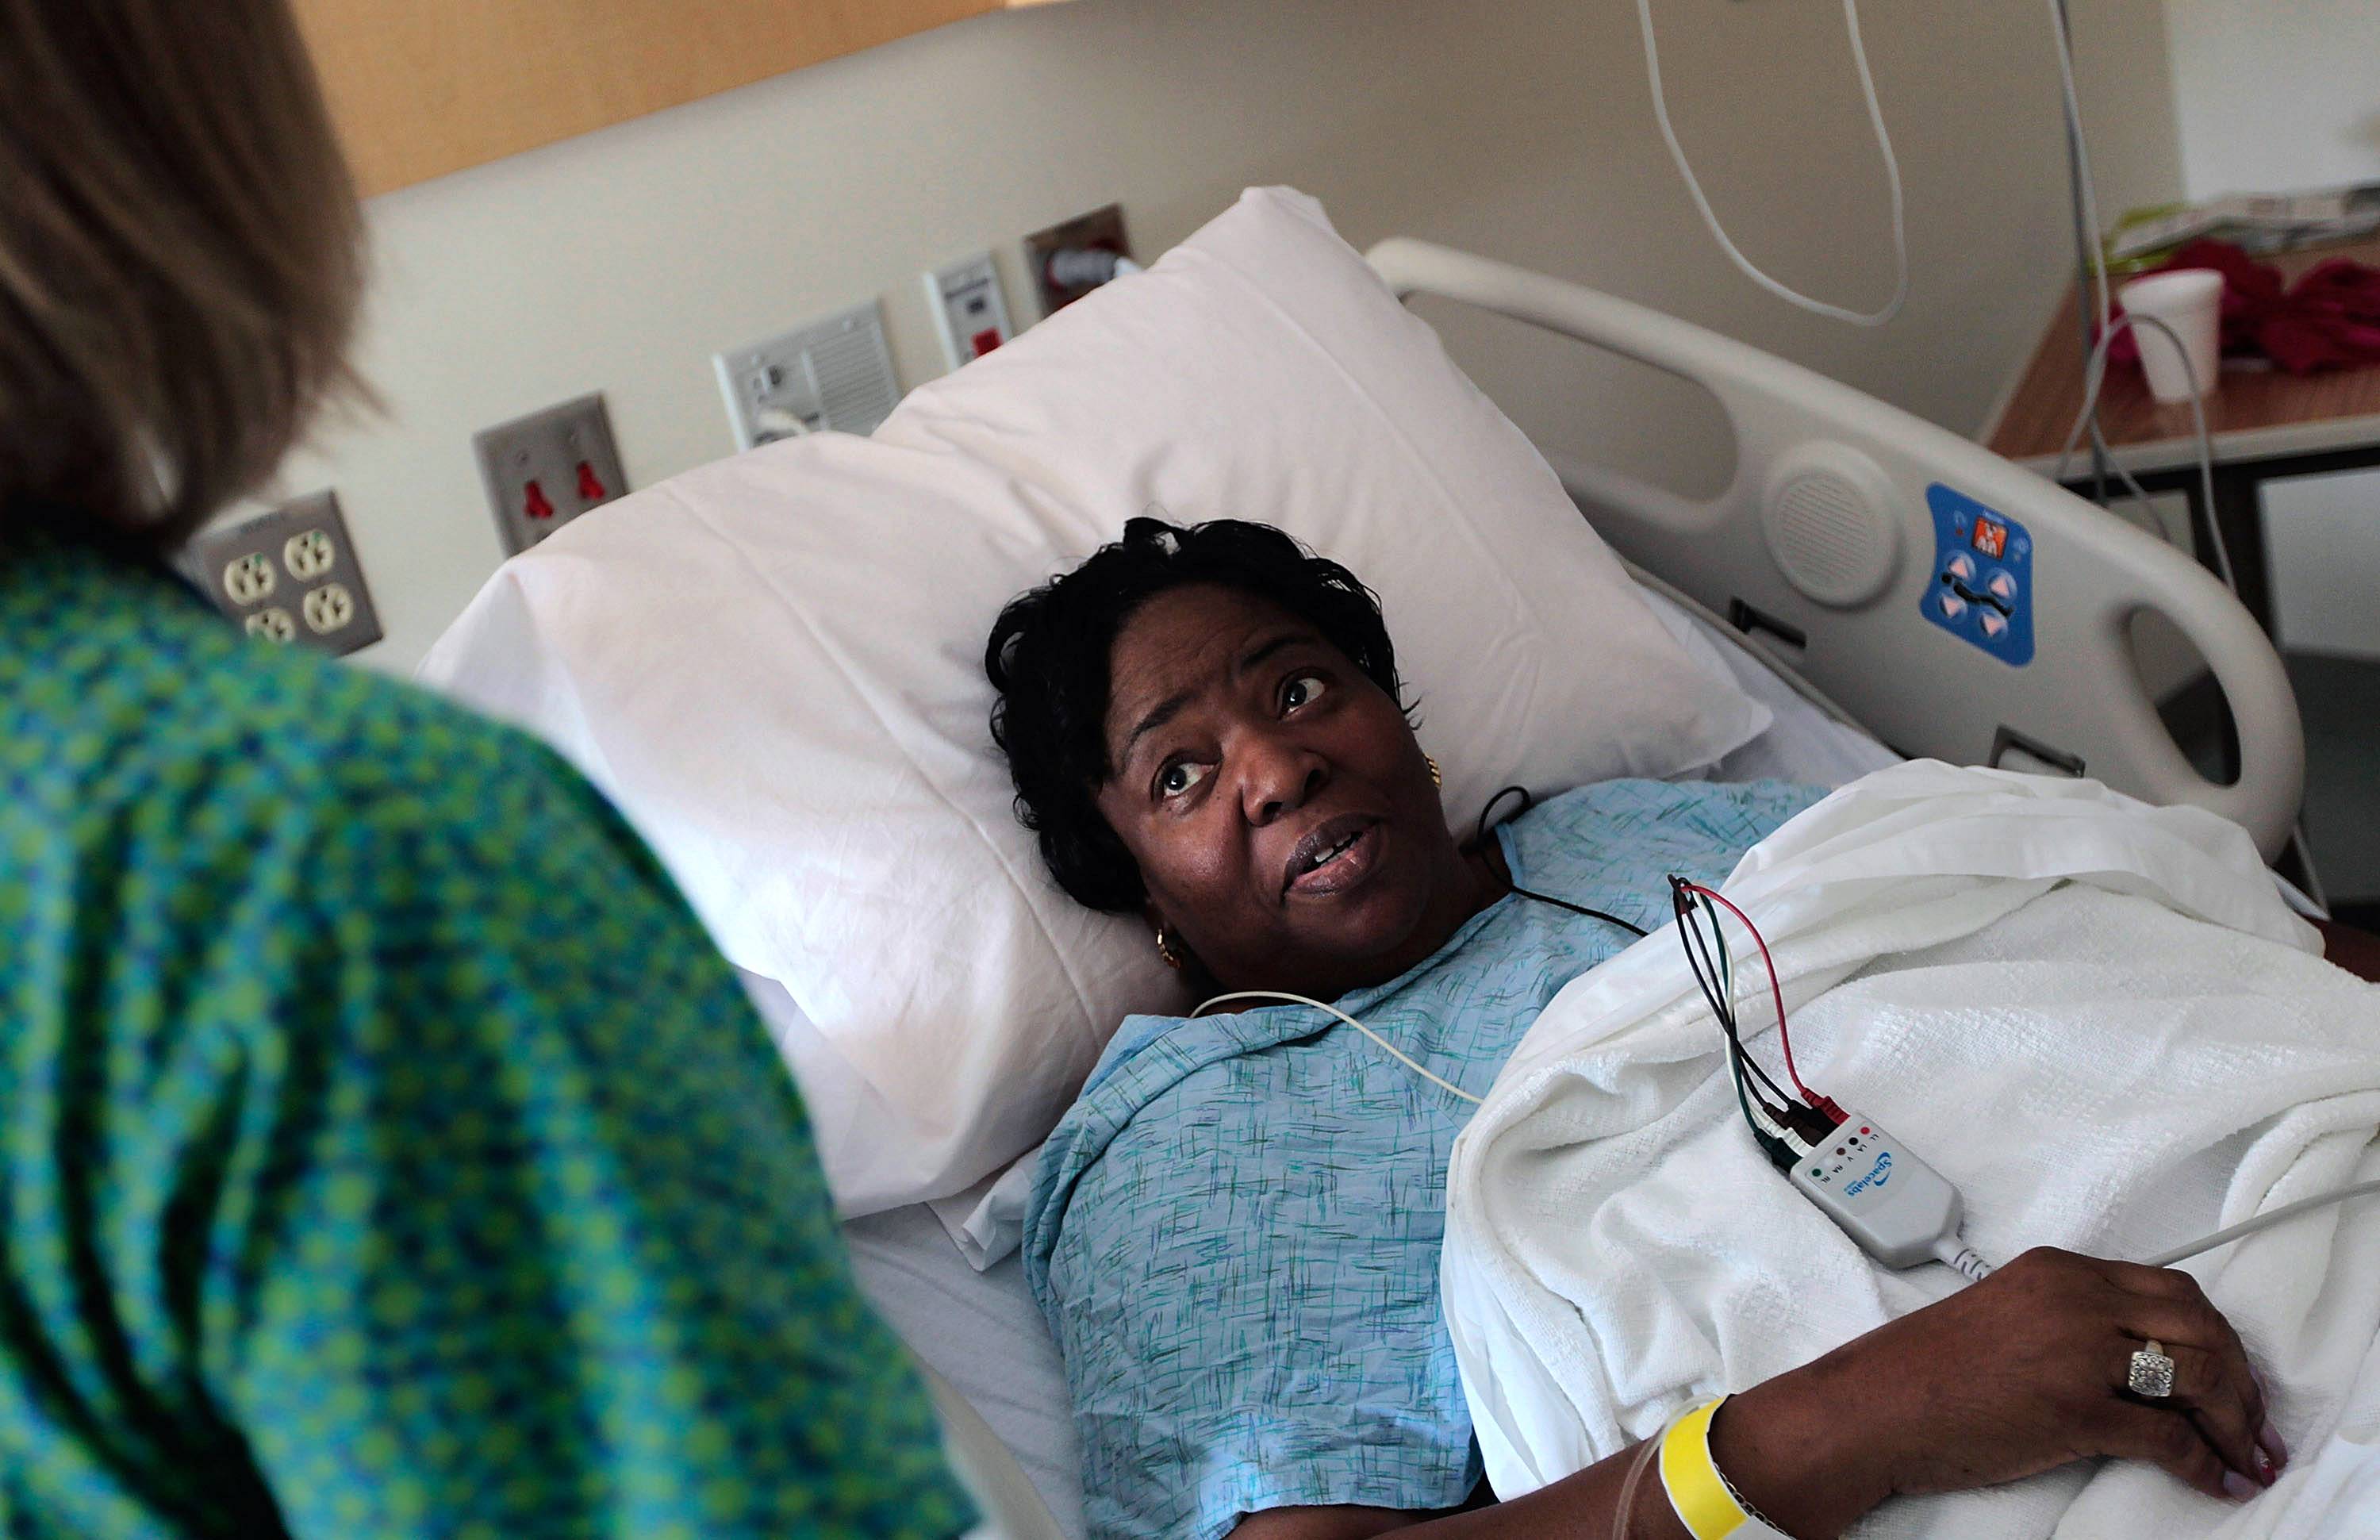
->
[[1154, 923, 1184, 970], [1426, 755, 1443, 789]]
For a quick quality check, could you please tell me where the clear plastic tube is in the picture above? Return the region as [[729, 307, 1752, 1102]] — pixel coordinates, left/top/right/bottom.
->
[[1611, 1431, 1666, 1538]]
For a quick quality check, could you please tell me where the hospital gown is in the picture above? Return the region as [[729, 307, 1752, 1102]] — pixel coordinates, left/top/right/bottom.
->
[[1023, 778, 1823, 1540], [0, 528, 971, 1538]]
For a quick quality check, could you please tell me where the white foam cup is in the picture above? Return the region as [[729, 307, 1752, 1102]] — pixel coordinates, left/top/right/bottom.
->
[[2117, 268, 2225, 404]]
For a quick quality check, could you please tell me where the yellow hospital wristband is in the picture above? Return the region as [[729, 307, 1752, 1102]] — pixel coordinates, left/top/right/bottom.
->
[[1658, 1396, 1795, 1540]]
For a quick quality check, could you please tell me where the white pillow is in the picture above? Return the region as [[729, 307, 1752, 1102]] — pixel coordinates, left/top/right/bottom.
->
[[418, 186, 1768, 1212]]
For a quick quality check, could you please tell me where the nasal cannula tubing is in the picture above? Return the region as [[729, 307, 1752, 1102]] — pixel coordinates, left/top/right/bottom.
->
[[1198, 882, 2380, 1277]]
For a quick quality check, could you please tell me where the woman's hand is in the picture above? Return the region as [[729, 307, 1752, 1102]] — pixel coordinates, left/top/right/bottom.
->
[[1234, 1248, 2287, 1540], [1722, 1246, 2286, 1534]]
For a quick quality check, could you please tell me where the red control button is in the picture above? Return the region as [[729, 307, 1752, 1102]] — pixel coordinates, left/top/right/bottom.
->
[[969, 328, 1004, 358]]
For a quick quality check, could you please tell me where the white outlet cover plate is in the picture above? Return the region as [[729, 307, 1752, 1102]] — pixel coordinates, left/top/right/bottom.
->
[[712, 301, 901, 452], [923, 251, 1014, 372]]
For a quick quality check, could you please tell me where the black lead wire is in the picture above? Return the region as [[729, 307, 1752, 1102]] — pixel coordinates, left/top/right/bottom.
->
[[1511, 883, 1651, 940], [1474, 785, 1534, 849], [1672, 880, 1798, 1125], [1687, 893, 1798, 1119], [1473, 785, 1652, 942], [1674, 889, 1783, 1153], [1471, 789, 1795, 1157]]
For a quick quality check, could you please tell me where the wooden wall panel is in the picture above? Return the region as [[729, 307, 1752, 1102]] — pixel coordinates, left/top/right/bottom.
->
[[292, 0, 1055, 196]]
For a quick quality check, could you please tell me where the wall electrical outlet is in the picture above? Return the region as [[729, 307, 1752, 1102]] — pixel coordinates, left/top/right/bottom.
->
[[1023, 203, 1134, 318], [713, 301, 901, 451], [181, 490, 383, 656], [473, 392, 628, 555], [923, 251, 1014, 371]]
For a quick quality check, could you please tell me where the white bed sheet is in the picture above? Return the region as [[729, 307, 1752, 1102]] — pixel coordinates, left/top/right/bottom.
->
[[1672, 601, 1901, 789], [843, 1202, 1087, 1537], [828, 594, 1894, 1539]]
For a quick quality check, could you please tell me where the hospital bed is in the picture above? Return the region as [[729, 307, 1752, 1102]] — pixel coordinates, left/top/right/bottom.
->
[[842, 240, 2309, 1538], [419, 194, 2308, 1538], [1365, 238, 2301, 862]]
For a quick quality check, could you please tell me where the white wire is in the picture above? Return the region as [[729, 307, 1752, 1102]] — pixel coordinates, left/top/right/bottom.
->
[[1192, 991, 1484, 1107], [2144, 1177, 2380, 1269], [1933, 1235, 1995, 1281], [1190, 996, 2379, 1273], [2053, 312, 2237, 593], [2048, 0, 2112, 333], [1636, 0, 1909, 327], [752, 405, 815, 442], [2048, 0, 2145, 524], [2046, 0, 2265, 609], [2094, 416, 2188, 532], [2050, 312, 2334, 895], [2052, 0, 2202, 548], [2047, 0, 2149, 520]]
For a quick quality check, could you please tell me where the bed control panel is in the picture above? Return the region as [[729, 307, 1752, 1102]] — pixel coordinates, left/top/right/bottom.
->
[[1921, 484, 2035, 666]]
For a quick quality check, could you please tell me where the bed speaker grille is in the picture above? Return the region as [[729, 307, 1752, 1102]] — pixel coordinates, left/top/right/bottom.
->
[[1761, 447, 1901, 608]]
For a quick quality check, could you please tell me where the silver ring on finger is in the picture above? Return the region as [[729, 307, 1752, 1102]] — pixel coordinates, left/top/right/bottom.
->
[[2128, 1338, 2178, 1400]]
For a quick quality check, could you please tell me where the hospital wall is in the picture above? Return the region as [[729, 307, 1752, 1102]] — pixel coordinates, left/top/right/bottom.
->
[[2159, 0, 2380, 201], [262, 0, 2185, 674]]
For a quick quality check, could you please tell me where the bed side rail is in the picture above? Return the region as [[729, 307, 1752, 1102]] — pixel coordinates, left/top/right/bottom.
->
[[1367, 236, 2302, 860]]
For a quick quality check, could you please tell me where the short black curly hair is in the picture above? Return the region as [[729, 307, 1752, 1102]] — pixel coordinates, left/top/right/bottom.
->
[[985, 517, 1404, 912]]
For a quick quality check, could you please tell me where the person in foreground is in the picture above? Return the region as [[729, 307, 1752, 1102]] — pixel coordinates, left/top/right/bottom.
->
[[986, 517, 2293, 1540], [0, 2, 966, 1534]]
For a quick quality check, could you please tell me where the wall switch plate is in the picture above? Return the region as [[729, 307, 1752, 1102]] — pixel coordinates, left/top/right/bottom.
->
[[923, 251, 1014, 371], [181, 490, 383, 656], [713, 301, 901, 451], [473, 392, 628, 556], [1023, 203, 1133, 318]]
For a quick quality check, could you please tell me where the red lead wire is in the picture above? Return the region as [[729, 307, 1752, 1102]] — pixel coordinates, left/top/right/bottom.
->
[[1683, 881, 1843, 1122]]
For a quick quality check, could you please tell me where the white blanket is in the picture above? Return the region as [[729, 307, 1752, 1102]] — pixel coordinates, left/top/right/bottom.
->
[[1441, 762, 2380, 1537]]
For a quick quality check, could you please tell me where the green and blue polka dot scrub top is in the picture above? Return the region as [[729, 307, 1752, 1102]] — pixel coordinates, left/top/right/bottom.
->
[[0, 528, 972, 1539]]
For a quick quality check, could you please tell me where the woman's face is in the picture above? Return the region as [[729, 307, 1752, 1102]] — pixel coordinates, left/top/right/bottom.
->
[[1094, 584, 1488, 999]]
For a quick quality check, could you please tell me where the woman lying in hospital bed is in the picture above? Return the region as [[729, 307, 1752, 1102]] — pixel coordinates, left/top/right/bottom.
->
[[985, 514, 2355, 1540], [419, 186, 2380, 1540]]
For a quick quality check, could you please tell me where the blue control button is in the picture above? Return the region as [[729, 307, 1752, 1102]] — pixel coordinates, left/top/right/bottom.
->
[[1923, 484, 2035, 666]]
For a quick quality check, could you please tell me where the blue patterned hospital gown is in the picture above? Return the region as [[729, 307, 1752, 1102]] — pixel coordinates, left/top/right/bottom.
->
[[1023, 778, 1823, 1540]]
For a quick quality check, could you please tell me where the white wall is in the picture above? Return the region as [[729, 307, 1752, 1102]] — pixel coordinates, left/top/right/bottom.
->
[[2160, 0, 2380, 199], [258, 0, 2183, 673], [2265, 467, 2380, 662]]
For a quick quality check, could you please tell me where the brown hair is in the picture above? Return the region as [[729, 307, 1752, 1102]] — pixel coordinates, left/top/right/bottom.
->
[[0, 0, 368, 544]]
